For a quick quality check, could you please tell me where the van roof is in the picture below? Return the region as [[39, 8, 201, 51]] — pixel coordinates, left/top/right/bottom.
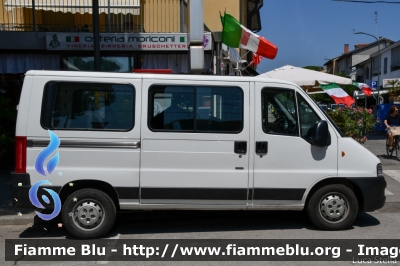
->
[[25, 70, 298, 87]]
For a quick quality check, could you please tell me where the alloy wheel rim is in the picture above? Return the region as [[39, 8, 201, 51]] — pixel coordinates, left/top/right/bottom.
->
[[72, 200, 104, 231], [319, 193, 348, 223]]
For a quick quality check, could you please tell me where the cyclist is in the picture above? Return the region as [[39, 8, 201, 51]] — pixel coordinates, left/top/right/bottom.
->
[[384, 106, 400, 152]]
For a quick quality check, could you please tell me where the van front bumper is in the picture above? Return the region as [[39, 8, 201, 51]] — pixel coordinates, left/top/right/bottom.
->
[[10, 172, 34, 208], [348, 175, 387, 212]]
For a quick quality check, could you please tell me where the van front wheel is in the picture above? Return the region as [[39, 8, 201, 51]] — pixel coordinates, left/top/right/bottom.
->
[[62, 188, 116, 239], [307, 184, 358, 230]]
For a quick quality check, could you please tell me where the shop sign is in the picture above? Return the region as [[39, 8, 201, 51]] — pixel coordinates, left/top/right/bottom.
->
[[383, 78, 400, 88], [46, 32, 212, 51]]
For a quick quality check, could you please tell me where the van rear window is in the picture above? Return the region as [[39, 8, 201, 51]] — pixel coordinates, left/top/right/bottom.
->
[[41, 82, 135, 131]]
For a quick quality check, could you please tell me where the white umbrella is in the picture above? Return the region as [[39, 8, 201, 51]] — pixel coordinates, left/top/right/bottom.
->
[[259, 65, 353, 92]]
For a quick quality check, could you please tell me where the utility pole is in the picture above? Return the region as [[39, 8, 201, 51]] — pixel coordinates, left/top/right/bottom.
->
[[93, 0, 100, 71], [355, 32, 381, 105]]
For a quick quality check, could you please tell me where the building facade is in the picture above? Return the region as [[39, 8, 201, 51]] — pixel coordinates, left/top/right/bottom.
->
[[353, 40, 400, 102], [324, 39, 393, 80], [0, 0, 264, 104]]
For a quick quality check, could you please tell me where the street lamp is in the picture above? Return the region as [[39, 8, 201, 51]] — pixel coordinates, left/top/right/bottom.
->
[[355, 31, 381, 105]]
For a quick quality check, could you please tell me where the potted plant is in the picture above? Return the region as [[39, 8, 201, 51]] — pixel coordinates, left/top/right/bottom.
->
[[388, 79, 400, 98]]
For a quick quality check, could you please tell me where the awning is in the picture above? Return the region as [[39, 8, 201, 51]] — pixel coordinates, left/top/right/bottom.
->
[[4, 0, 140, 14], [258, 65, 353, 92]]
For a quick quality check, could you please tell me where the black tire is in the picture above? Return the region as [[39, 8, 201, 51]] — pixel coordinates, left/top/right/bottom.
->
[[62, 188, 116, 239], [307, 184, 358, 230], [393, 138, 399, 159], [386, 137, 393, 157]]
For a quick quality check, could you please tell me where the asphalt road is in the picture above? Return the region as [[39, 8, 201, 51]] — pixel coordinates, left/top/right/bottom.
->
[[1, 131, 400, 265]]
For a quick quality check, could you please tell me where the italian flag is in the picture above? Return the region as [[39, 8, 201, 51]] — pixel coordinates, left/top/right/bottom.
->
[[221, 13, 278, 59], [66, 36, 80, 42], [353, 82, 373, 96], [320, 83, 355, 107]]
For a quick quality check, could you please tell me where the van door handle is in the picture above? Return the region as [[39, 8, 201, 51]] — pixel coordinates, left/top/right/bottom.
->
[[256, 141, 268, 155], [234, 141, 247, 155]]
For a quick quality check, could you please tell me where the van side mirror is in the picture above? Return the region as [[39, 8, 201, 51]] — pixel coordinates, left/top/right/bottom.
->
[[307, 120, 331, 147]]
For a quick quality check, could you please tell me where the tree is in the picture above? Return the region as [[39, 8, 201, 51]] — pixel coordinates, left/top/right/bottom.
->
[[309, 92, 333, 104], [304, 66, 324, 71], [336, 72, 357, 97]]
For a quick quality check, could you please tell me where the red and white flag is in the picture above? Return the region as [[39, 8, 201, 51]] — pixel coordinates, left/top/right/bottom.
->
[[320, 83, 355, 107], [248, 53, 262, 67], [353, 82, 373, 96]]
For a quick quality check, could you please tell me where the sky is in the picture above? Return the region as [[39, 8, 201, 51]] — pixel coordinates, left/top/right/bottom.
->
[[256, 0, 400, 73]]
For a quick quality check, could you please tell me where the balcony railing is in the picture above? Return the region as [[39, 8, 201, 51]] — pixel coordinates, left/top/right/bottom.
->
[[0, 0, 188, 33], [1, 23, 144, 32]]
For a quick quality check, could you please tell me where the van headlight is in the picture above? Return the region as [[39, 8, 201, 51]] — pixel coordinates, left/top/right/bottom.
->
[[377, 163, 383, 177]]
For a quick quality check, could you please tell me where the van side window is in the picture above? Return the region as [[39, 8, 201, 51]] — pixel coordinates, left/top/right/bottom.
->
[[296, 93, 321, 138], [41, 82, 135, 131], [149, 85, 243, 133], [261, 88, 299, 136], [150, 86, 195, 131]]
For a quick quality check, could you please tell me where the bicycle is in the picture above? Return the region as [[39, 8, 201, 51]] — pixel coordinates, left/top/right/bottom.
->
[[386, 132, 400, 159]]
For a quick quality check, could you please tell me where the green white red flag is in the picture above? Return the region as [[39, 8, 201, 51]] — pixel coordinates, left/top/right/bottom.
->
[[66, 36, 79, 42], [220, 13, 278, 59], [320, 83, 355, 107], [353, 82, 373, 96]]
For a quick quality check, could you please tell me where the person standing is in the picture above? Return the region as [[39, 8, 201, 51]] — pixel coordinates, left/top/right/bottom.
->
[[384, 106, 400, 152]]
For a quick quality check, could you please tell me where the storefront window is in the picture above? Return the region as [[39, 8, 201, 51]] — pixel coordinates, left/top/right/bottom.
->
[[63, 56, 134, 72]]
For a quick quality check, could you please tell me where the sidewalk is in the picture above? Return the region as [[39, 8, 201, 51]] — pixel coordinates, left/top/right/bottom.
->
[[0, 168, 36, 226], [0, 131, 398, 226]]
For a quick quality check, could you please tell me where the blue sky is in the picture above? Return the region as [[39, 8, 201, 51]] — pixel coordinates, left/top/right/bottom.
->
[[256, 0, 400, 73]]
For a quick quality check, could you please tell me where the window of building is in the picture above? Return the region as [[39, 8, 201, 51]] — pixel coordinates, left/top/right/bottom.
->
[[41, 82, 135, 131], [365, 66, 370, 79], [149, 85, 243, 133], [384, 57, 388, 74], [391, 46, 400, 71], [261, 88, 299, 136], [372, 56, 380, 76]]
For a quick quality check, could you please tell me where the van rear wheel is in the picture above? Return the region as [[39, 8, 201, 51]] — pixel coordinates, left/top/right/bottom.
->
[[307, 184, 358, 230], [62, 188, 116, 239]]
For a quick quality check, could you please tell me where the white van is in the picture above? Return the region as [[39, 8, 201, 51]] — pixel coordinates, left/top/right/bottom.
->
[[11, 70, 386, 239]]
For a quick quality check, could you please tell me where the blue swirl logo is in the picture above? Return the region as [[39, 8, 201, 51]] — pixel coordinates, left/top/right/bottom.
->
[[29, 180, 62, 221], [29, 130, 62, 221]]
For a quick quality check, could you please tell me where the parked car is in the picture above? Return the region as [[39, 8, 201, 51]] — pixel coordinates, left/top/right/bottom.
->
[[318, 104, 328, 111], [329, 104, 345, 111]]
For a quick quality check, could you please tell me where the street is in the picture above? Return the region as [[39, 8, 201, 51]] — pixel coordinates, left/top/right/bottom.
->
[[1, 132, 400, 265]]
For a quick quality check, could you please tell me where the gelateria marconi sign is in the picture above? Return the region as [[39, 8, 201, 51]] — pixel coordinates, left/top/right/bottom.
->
[[46, 32, 212, 51]]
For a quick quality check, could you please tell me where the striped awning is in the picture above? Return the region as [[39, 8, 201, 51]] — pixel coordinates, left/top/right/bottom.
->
[[4, 0, 140, 14]]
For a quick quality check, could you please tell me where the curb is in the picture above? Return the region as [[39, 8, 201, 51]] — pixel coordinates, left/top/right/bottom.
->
[[0, 211, 61, 226]]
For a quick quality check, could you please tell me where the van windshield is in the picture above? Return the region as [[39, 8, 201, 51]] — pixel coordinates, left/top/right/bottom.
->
[[316, 104, 345, 137]]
